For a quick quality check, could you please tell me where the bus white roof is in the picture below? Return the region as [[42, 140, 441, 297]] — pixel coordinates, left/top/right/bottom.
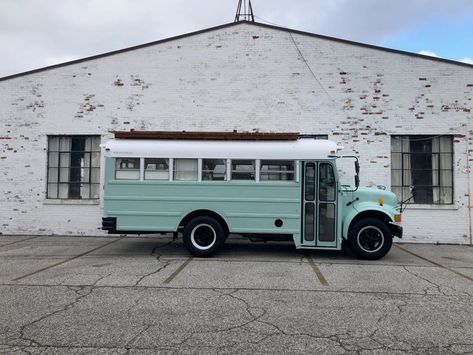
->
[[103, 139, 342, 160]]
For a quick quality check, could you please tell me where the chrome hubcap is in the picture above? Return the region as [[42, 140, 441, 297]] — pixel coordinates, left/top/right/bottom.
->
[[191, 224, 216, 250], [357, 226, 384, 253]]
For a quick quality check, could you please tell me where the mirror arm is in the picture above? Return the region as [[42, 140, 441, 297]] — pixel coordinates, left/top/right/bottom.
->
[[399, 186, 416, 213]]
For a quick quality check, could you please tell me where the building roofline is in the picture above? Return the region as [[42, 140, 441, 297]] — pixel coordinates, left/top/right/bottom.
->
[[270, 21, 473, 69], [0, 22, 240, 82], [1, 20, 472, 82]]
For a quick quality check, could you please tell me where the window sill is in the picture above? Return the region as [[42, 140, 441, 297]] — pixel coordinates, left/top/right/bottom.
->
[[404, 204, 458, 211], [43, 199, 100, 205]]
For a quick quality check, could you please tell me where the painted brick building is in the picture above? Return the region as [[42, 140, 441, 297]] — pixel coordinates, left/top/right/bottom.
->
[[1, 21, 472, 244]]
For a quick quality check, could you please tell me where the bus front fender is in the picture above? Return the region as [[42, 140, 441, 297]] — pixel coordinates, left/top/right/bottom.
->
[[342, 203, 394, 240]]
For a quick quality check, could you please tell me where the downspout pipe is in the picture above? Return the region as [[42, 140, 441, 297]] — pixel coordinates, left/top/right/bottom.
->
[[466, 123, 472, 246]]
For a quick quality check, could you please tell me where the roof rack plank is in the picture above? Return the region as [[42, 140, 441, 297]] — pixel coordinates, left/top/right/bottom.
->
[[112, 131, 300, 141]]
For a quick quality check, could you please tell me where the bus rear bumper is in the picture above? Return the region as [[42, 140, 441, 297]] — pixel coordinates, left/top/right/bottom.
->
[[102, 217, 117, 233], [389, 223, 403, 239]]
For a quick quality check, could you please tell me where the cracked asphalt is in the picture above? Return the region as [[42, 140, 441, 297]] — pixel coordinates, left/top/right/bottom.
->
[[0, 235, 472, 354]]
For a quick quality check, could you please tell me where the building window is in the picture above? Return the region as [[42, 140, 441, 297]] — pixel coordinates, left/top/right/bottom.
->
[[47, 135, 101, 199], [391, 136, 453, 204]]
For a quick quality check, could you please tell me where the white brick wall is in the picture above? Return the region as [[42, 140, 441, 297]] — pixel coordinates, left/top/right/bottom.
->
[[1, 22, 472, 243]]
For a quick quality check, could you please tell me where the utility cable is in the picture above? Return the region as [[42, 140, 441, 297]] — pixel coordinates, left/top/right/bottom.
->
[[254, 15, 335, 103]]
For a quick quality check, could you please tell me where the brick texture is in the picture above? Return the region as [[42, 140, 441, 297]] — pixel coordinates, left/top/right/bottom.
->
[[0, 23, 472, 243]]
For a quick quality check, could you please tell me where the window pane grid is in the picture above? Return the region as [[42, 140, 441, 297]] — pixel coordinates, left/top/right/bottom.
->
[[47, 135, 101, 199], [391, 135, 453, 205]]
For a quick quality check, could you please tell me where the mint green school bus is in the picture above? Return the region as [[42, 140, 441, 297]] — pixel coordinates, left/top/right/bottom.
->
[[102, 138, 402, 259]]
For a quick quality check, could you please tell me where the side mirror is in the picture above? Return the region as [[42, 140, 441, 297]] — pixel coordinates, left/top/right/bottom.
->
[[354, 160, 360, 174], [409, 185, 416, 197], [354, 174, 360, 188]]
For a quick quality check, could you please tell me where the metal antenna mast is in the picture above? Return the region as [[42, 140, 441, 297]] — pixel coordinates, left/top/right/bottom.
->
[[234, 0, 255, 22]]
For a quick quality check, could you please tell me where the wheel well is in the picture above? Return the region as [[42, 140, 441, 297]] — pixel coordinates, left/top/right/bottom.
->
[[179, 210, 229, 236], [348, 210, 392, 234]]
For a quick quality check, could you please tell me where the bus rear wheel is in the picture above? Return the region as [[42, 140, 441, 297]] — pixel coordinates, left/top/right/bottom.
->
[[183, 216, 225, 257], [348, 218, 392, 260]]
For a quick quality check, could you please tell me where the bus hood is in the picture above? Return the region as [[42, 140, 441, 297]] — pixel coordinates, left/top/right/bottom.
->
[[349, 187, 399, 208]]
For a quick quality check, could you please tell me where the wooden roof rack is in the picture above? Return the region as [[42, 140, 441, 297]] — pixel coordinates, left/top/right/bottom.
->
[[112, 131, 300, 141]]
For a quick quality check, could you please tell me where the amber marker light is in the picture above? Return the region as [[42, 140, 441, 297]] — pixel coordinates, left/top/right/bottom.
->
[[394, 214, 402, 222], [378, 197, 384, 206]]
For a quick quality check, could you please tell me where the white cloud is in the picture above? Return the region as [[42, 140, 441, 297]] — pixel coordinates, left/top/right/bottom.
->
[[418, 50, 440, 57], [460, 57, 473, 64]]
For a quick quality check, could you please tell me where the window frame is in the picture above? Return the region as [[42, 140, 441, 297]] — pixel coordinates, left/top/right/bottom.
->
[[173, 158, 198, 181], [111, 156, 301, 184], [259, 159, 296, 182], [201, 158, 228, 181], [46, 135, 101, 200], [144, 158, 170, 181], [391, 135, 454, 205], [230, 159, 256, 181], [115, 158, 141, 180]]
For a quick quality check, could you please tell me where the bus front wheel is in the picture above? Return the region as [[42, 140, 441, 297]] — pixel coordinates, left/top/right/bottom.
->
[[348, 218, 393, 260], [183, 216, 225, 257]]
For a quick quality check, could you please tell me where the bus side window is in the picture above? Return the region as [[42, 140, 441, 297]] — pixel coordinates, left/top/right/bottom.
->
[[202, 159, 226, 181], [319, 163, 335, 201], [231, 160, 255, 180], [145, 158, 169, 180], [116, 158, 140, 180], [174, 159, 198, 181], [260, 160, 295, 181]]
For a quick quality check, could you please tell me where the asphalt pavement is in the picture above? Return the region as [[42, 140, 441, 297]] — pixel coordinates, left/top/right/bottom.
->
[[0, 235, 472, 354]]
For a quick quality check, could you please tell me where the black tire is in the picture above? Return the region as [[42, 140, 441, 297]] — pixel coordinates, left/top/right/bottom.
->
[[183, 216, 225, 257], [348, 218, 393, 260]]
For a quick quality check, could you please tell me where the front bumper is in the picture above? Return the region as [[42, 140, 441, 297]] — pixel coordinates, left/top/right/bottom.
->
[[389, 223, 403, 238]]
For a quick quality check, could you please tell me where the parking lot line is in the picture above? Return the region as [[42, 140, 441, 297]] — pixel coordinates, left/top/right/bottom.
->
[[394, 244, 473, 282], [0, 236, 41, 248], [163, 257, 193, 284], [305, 254, 329, 286], [12, 237, 125, 282]]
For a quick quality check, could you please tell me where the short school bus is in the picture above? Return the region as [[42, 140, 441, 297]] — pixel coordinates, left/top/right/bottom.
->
[[102, 137, 403, 259]]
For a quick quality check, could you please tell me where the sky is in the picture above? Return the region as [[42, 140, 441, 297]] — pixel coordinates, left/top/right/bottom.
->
[[0, 0, 472, 78]]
